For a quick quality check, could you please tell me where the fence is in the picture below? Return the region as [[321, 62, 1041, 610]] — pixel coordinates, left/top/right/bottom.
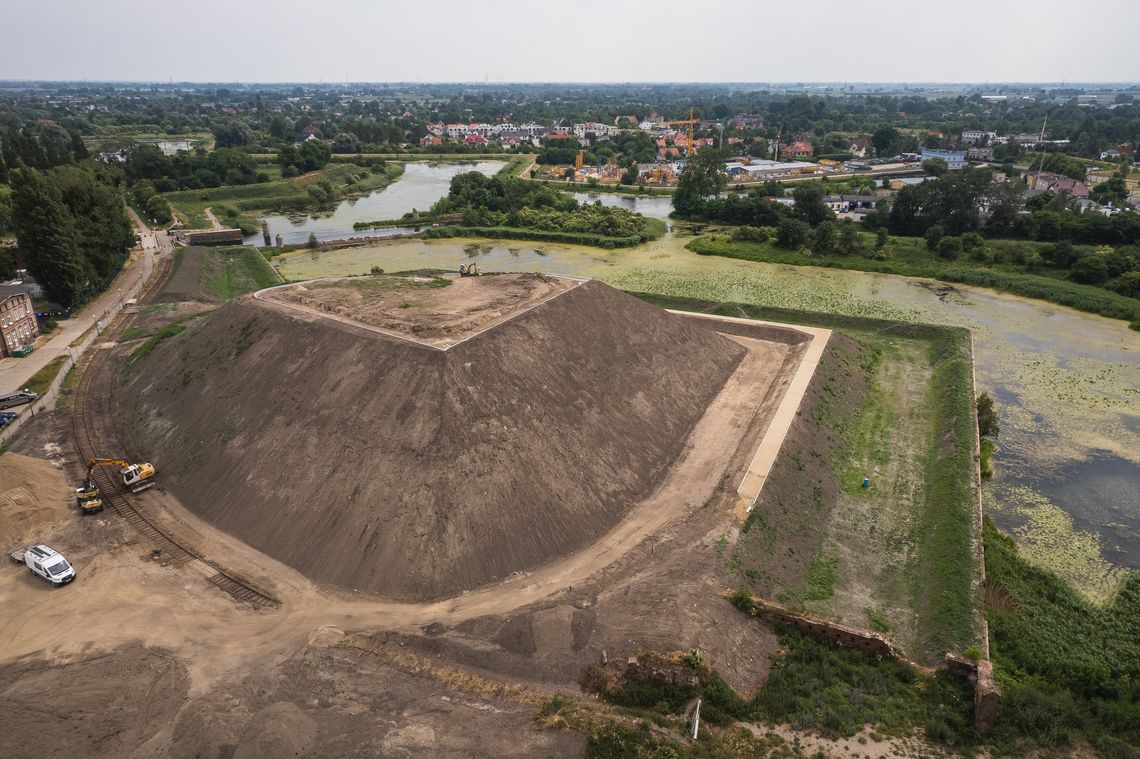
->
[[0, 250, 154, 447]]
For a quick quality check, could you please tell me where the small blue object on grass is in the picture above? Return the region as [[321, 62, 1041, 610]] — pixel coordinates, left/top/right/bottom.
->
[[862, 477, 870, 489]]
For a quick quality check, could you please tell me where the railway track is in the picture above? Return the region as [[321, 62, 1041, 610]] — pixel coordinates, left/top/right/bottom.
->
[[69, 249, 278, 609]]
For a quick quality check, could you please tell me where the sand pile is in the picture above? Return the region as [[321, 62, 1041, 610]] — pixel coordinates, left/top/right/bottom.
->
[[120, 274, 747, 601]]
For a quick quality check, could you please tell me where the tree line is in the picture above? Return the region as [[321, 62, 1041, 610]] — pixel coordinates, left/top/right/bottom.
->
[[9, 163, 133, 308]]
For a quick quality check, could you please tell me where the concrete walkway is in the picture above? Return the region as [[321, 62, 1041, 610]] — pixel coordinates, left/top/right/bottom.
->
[[670, 311, 832, 510], [0, 210, 168, 395]]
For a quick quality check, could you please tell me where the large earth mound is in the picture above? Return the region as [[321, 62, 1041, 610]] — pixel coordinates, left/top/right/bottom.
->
[[120, 273, 747, 601]]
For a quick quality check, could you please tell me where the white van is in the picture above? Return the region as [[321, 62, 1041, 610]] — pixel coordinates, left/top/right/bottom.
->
[[0, 390, 39, 410], [19, 545, 76, 586]]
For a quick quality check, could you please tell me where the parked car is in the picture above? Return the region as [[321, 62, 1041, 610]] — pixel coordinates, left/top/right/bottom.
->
[[0, 411, 18, 420]]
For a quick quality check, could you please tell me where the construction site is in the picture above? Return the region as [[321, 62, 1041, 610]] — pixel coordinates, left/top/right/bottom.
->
[[0, 245, 989, 757]]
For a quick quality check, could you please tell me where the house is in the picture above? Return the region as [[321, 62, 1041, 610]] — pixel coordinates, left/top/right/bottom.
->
[[0, 286, 41, 357], [1046, 177, 1090, 198], [499, 135, 523, 149], [463, 134, 488, 146], [785, 141, 814, 158], [967, 146, 995, 161], [545, 131, 574, 141], [419, 135, 442, 147], [920, 147, 967, 170], [847, 136, 872, 158]]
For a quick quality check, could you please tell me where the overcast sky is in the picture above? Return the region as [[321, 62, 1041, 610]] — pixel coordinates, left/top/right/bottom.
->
[[2, 0, 1138, 84]]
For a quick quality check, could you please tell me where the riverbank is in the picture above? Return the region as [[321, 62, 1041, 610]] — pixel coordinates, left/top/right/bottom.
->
[[164, 162, 405, 232], [688, 234, 1140, 325]]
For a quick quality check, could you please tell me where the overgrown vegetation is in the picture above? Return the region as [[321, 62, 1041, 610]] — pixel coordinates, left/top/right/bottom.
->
[[22, 355, 68, 395], [128, 322, 186, 363], [687, 234, 1140, 322], [426, 171, 662, 248], [163, 162, 403, 230], [983, 518, 1140, 755]]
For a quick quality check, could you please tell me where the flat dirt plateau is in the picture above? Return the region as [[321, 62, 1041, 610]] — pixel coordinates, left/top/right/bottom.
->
[[262, 272, 579, 348]]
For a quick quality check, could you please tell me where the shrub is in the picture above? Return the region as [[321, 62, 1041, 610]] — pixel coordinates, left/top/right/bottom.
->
[[776, 217, 811, 249], [937, 236, 963, 260]]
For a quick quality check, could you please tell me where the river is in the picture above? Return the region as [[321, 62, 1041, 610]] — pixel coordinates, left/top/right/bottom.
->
[[243, 161, 505, 247], [274, 231, 1140, 600]]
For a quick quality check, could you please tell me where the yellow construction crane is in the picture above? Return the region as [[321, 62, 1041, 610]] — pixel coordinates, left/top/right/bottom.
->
[[575, 149, 585, 172], [662, 108, 700, 156]]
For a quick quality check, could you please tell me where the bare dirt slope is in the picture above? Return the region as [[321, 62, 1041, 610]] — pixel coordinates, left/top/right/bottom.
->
[[0, 452, 72, 546], [120, 277, 748, 601]]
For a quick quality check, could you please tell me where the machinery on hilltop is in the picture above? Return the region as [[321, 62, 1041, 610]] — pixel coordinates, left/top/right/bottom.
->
[[76, 458, 158, 513]]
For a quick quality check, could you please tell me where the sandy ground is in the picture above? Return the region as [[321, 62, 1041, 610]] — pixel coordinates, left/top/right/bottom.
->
[[259, 271, 581, 349], [0, 296, 831, 756], [0, 453, 72, 547]]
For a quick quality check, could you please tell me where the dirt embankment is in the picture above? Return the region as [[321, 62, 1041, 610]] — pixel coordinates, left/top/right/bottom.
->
[[0, 453, 72, 547], [733, 333, 874, 597], [120, 279, 748, 602]]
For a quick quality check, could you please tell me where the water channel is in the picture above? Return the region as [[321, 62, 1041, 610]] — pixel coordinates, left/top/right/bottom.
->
[[242, 161, 505, 247], [256, 164, 1140, 599]]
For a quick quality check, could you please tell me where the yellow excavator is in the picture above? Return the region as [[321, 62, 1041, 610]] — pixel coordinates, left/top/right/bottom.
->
[[76, 458, 158, 513]]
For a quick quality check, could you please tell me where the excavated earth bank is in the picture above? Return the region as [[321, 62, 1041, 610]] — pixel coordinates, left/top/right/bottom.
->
[[120, 274, 749, 601]]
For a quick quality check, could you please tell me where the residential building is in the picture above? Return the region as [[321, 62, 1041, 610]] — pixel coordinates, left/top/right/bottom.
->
[[784, 141, 814, 158], [419, 135, 442, 147], [0, 286, 40, 357], [961, 130, 997, 145], [847, 136, 872, 157], [967, 146, 995, 161], [920, 147, 967, 170]]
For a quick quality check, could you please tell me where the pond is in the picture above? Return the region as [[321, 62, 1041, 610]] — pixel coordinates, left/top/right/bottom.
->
[[244, 161, 505, 247], [273, 233, 1140, 598]]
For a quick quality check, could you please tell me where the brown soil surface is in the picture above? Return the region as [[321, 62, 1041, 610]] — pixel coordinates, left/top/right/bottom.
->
[[120, 278, 750, 601], [262, 272, 579, 348], [0, 645, 191, 758], [732, 333, 874, 599], [156, 246, 208, 302], [0, 452, 73, 547]]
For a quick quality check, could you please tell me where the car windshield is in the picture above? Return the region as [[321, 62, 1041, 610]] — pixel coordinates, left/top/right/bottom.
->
[[47, 560, 71, 575]]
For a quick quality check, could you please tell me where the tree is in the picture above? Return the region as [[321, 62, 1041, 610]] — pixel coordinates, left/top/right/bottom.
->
[[620, 167, 638, 186], [838, 219, 861, 255], [10, 167, 89, 307], [923, 157, 948, 176], [977, 393, 999, 438], [307, 232, 319, 249], [812, 220, 836, 253], [673, 148, 727, 217], [871, 126, 899, 157], [776, 217, 811, 249], [791, 184, 832, 226], [212, 119, 252, 149], [875, 227, 889, 250], [925, 224, 945, 251]]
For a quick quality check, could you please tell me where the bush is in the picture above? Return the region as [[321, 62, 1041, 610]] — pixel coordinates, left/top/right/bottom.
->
[[937, 236, 963, 260], [731, 225, 769, 243], [776, 217, 811, 249], [925, 223, 945, 251]]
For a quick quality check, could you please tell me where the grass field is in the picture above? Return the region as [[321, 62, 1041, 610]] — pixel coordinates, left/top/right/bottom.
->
[[688, 234, 1140, 322], [163, 163, 404, 230], [635, 294, 979, 662], [200, 247, 281, 299]]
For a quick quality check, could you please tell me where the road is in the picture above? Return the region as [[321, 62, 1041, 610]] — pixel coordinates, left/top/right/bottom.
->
[[0, 208, 168, 395]]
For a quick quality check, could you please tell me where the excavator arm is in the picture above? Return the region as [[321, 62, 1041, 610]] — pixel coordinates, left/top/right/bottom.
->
[[84, 455, 131, 478]]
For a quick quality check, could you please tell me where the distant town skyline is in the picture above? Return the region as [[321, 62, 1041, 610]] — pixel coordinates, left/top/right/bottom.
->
[[3, 0, 1139, 84]]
